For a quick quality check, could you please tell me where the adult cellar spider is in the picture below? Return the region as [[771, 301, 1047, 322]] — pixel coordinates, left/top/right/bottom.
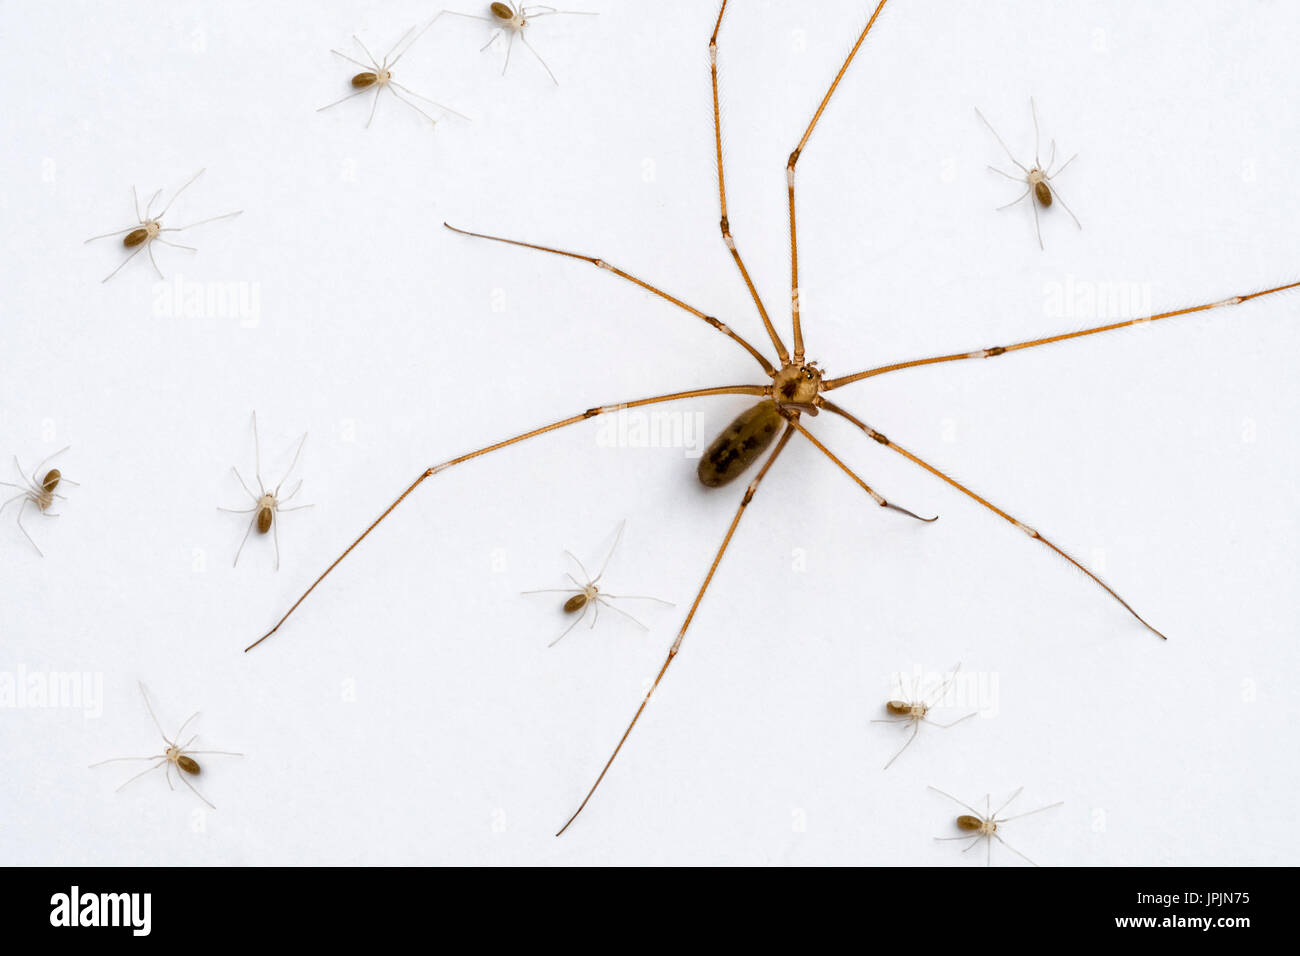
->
[[245, 0, 1298, 835]]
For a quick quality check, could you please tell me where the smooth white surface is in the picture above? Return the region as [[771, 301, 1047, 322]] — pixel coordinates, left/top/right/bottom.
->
[[1, 0, 1297, 866]]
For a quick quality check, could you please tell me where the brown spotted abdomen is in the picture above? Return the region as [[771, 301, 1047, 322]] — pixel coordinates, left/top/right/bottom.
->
[[697, 400, 783, 488], [1034, 181, 1052, 207]]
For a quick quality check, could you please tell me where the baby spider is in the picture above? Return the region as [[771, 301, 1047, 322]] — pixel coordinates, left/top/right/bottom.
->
[[870, 663, 976, 770], [0, 446, 77, 556], [445, 3, 597, 84], [218, 412, 312, 570], [90, 683, 242, 810], [523, 521, 674, 647], [84, 169, 242, 282], [976, 98, 1080, 249], [929, 785, 1063, 867], [319, 20, 469, 129]]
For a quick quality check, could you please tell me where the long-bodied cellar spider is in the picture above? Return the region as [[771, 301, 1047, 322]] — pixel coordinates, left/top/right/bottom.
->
[[444, 3, 596, 84], [929, 786, 1062, 867], [245, 0, 1298, 836]]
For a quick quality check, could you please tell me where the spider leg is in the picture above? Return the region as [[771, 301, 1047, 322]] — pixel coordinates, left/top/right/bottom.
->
[[318, 86, 371, 112], [387, 85, 441, 126], [272, 512, 281, 571], [785, 415, 936, 522], [592, 520, 626, 583], [160, 210, 241, 234], [928, 711, 977, 730], [146, 241, 164, 279], [274, 433, 308, 497], [231, 466, 258, 504], [994, 831, 1040, 867], [84, 225, 137, 243], [100, 243, 147, 282], [155, 169, 205, 220], [784, 0, 889, 362], [881, 719, 920, 770], [711, 0, 789, 363], [595, 597, 650, 631], [988, 165, 1023, 182], [365, 87, 381, 129], [352, 35, 380, 71], [153, 237, 197, 252], [555, 425, 797, 835], [15, 499, 43, 556], [246, 384, 770, 651], [443, 223, 775, 374], [177, 768, 216, 809], [975, 107, 1030, 174], [479, 28, 504, 53], [549, 603, 588, 647], [110, 758, 168, 792], [999, 800, 1064, 824], [822, 400, 1167, 640], [1049, 182, 1083, 230], [519, 31, 557, 85], [927, 785, 987, 819], [825, 280, 1300, 388], [1031, 193, 1044, 250], [328, 49, 372, 71], [996, 187, 1030, 211], [390, 81, 470, 121], [232, 512, 257, 567]]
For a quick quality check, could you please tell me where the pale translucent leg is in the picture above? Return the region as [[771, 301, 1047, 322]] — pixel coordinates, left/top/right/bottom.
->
[[974, 107, 1029, 174], [1031, 195, 1043, 250], [596, 597, 649, 630], [928, 785, 986, 819], [274, 433, 308, 496], [160, 210, 242, 233], [177, 770, 216, 809], [365, 87, 381, 129], [502, 29, 516, 75], [882, 719, 920, 770], [319, 86, 371, 112], [384, 86, 436, 126], [520, 31, 557, 85], [593, 520, 625, 583], [390, 81, 470, 121], [232, 512, 258, 567], [15, 499, 42, 556], [996, 187, 1030, 211], [101, 243, 147, 282], [113, 758, 168, 792], [329, 49, 373, 71], [84, 225, 137, 243], [146, 242, 163, 280], [1048, 183, 1082, 230], [549, 602, 590, 647], [272, 514, 281, 571], [153, 237, 197, 252], [155, 170, 207, 220]]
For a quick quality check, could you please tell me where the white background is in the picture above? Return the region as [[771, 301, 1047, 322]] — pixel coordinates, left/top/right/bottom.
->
[[1, 0, 1297, 866]]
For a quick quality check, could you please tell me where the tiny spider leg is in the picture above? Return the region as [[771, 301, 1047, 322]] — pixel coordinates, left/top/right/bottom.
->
[[91, 683, 242, 809], [85, 169, 241, 281]]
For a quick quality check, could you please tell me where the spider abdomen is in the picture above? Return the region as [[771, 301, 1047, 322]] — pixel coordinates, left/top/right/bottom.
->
[[123, 227, 150, 247], [564, 593, 589, 614], [176, 755, 201, 775], [1034, 180, 1052, 207], [697, 400, 783, 488]]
